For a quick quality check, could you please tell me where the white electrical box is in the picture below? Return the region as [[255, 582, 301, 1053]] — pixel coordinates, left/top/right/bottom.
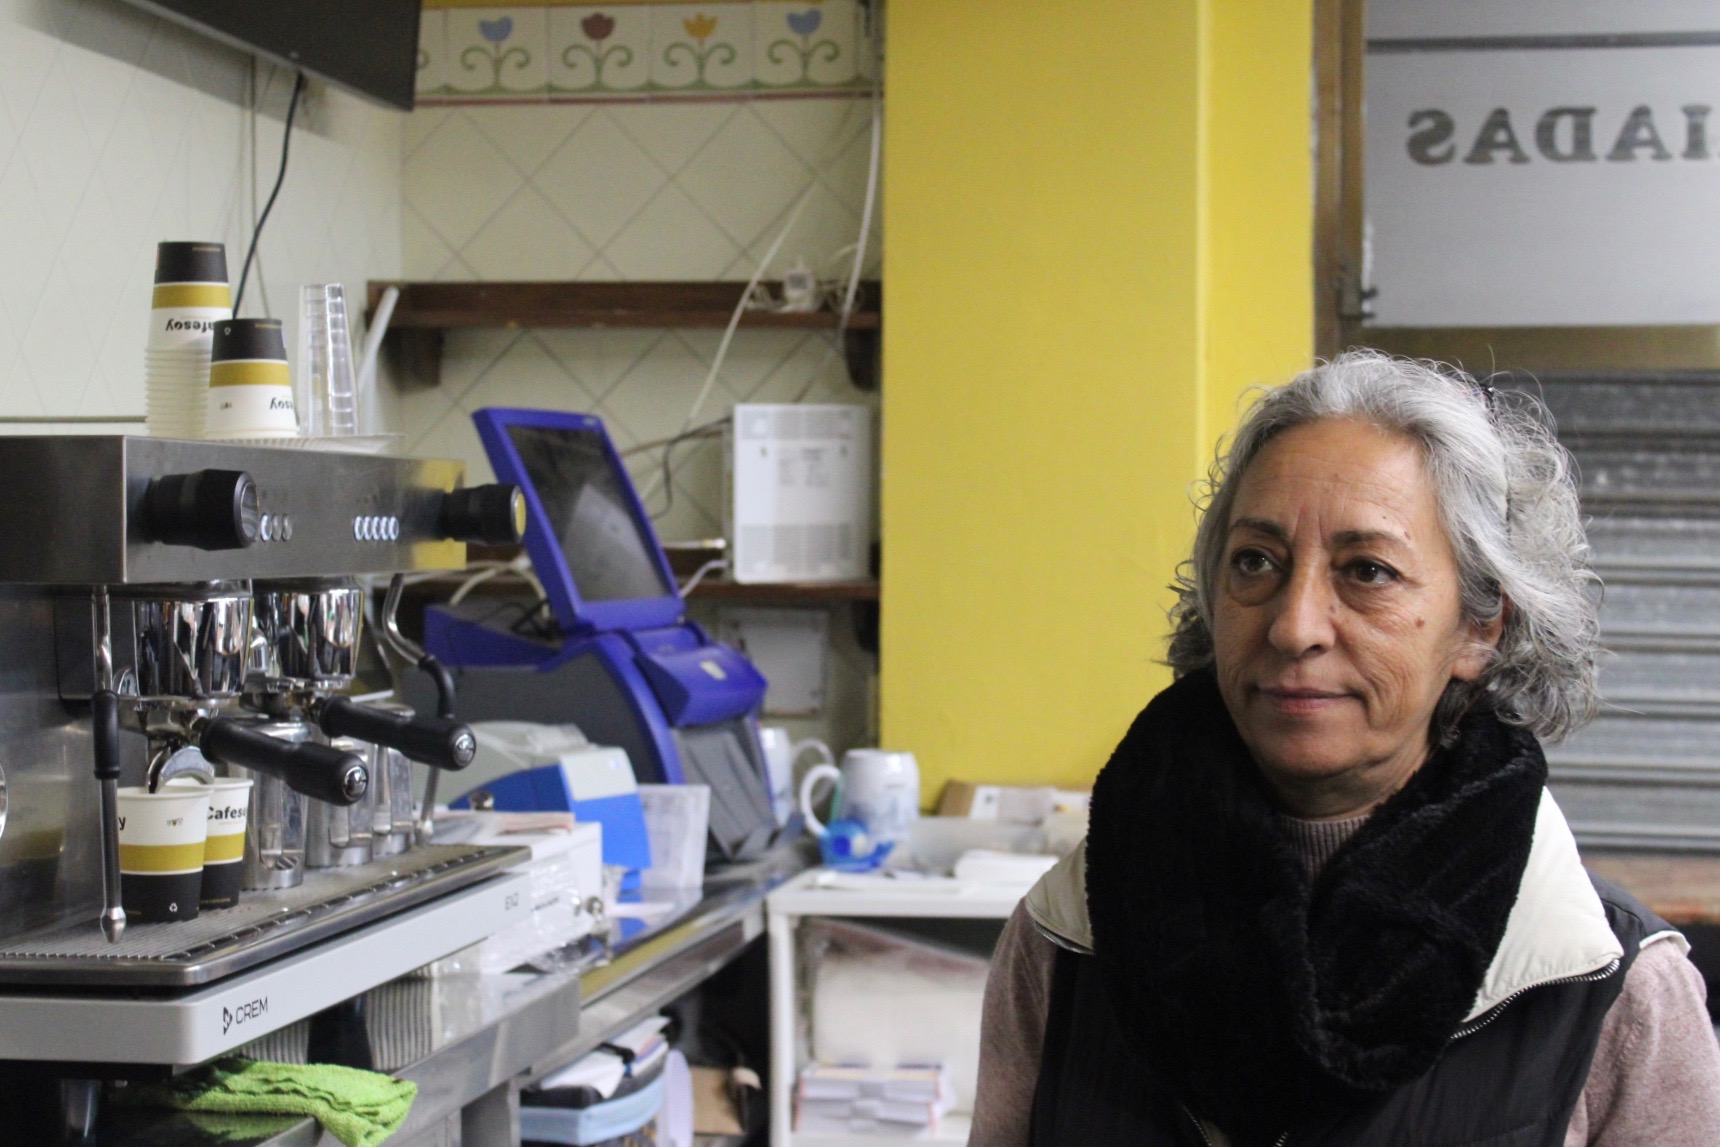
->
[[729, 403, 871, 584]]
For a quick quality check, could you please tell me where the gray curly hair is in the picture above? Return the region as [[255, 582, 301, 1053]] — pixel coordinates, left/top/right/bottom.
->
[[1167, 349, 1600, 743]]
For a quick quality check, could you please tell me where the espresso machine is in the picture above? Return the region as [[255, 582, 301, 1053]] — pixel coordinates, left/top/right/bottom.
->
[[0, 437, 531, 1138]]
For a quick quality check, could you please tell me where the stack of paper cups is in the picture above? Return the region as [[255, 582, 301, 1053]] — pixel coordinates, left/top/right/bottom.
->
[[145, 242, 231, 439], [206, 318, 299, 439]]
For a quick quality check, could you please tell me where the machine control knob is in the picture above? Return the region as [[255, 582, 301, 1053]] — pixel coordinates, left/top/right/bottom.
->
[[141, 470, 259, 550], [441, 483, 526, 545]]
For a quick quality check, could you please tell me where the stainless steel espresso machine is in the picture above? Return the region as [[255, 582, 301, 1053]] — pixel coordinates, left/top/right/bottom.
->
[[0, 437, 532, 1139]]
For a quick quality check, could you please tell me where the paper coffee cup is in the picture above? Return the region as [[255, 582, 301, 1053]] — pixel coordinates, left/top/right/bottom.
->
[[167, 776, 252, 910], [149, 242, 230, 352], [207, 318, 298, 438], [117, 785, 210, 923]]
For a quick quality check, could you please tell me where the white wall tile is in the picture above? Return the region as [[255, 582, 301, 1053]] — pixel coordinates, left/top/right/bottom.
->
[[532, 109, 667, 249], [547, 6, 651, 94], [462, 185, 598, 280], [417, 9, 447, 97], [603, 182, 741, 280], [446, 8, 547, 98], [404, 112, 516, 251], [675, 107, 809, 250], [455, 332, 598, 414], [468, 103, 587, 176]]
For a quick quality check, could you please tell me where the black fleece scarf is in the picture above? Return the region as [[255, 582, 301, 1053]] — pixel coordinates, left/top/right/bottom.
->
[[1084, 670, 1546, 1144]]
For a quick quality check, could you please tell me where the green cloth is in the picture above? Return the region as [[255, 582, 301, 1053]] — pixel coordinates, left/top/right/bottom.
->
[[117, 1057, 417, 1147]]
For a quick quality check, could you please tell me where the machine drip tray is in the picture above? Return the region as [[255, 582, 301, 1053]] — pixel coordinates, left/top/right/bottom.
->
[[0, 843, 526, 989]]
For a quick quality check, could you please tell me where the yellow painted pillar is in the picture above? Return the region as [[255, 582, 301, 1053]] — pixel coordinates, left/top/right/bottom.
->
[[880, 0, 1314, 796]]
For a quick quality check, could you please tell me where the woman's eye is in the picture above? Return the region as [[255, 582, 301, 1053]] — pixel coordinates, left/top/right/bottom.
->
[[1231, 549, 1276, 577], [1347, 559, 1397, 585]]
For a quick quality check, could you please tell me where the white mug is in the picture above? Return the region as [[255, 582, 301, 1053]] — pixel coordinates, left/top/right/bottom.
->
[[758, 727, 834, 827], [800, 749, 920, 846]]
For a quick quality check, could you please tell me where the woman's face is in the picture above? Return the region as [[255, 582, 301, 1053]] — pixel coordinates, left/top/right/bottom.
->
[[1212, 418, 1501, 818]]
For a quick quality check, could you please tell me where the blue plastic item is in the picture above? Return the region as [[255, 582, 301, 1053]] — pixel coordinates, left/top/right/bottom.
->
[[450, 760, 651, 873], [416, 408, 781, 864], [819, 818, 895, 872], [520, 1075, 665, 1146], [474, 407, 682, 636]]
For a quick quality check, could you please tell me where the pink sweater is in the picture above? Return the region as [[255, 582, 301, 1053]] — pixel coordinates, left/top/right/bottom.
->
[[972, 820, 1720, 1145]]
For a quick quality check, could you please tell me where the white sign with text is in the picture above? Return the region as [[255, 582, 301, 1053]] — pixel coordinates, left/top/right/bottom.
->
[[1366, 45, 1720, 326]]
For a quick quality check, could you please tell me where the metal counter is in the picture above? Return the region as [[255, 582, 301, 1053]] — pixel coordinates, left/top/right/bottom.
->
[[90, 843, 810, 1147]]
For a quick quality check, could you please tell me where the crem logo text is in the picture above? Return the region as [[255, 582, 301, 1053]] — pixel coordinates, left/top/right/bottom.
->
[[222, 996, 267, 1034]]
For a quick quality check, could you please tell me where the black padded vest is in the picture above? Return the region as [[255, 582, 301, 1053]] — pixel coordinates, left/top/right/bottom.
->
[[1028, 877, 1666, 1147]]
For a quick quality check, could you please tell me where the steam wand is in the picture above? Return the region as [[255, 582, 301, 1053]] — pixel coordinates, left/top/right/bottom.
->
[[91, 587, 125, 944], [380, 574, 461, 845]]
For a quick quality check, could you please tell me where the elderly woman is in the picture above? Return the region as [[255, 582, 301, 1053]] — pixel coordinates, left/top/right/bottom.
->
[[973, 352, 1720, 1145]]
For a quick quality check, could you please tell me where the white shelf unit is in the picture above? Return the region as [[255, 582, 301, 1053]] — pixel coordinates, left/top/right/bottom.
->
[[765, 870, 1030, 1147]]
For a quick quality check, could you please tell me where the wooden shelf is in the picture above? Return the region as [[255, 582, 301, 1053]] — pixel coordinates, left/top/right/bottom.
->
[[367, 280, 881, 389], [685, 578, 878, 604], [395, 574, 877, 607]]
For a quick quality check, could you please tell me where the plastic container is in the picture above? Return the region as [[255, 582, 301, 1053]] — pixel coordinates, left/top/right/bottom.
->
[[297, 283, 358, 437], [637, 784, 710, 892]]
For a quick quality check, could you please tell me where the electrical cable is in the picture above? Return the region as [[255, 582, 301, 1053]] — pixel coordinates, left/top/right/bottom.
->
[[647, 420, 730, 520], [620, 415, 732, 459], [233, 70, 305, 317], [678, 558, 729, 596], [246, 60, 273, 320], [839, 34, 884, 332], [677, 181, 819, 437], [791, 54, 883, 405]]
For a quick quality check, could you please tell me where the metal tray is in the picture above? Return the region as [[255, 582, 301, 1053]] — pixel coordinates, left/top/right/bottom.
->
[[0, 843, 526, 989]]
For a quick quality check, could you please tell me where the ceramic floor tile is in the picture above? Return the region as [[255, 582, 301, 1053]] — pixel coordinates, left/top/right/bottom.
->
[[439, 330, 527, 407], [0, 356, 43, 417], [577, 256, 623, 281], [64, 48, 139, 157], [668, 436, 727, 532]]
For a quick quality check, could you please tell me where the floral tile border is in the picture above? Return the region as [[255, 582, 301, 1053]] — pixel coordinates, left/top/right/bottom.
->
[[418, 2, 877, 103]]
